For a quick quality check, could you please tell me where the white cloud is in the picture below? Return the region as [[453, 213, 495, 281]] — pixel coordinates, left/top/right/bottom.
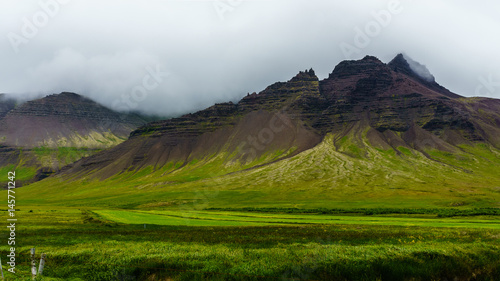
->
[[403, 54, 434, 82], [1, 0, 499, 116]]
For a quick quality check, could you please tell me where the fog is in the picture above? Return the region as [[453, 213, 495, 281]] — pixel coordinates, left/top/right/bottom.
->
[[403, 54, 435, 82], [1, 0, 499, 116]]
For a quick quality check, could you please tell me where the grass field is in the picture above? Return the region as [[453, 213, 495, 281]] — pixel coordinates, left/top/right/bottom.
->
[[14, 138, 500, 211], [94, 209, 500, 229], [1, 206, 499, 280], [2, 137, 500, 280]]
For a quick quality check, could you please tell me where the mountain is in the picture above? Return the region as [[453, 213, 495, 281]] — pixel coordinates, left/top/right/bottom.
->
[[21, 55, 500, 208], [387, 53, 461, 99], [0, 92, 146, 148], [0, 92, 150, 184]]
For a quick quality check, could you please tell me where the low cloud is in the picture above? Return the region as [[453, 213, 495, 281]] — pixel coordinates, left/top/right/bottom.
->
[[1, 0, 499, 116], [403, 53, 435, 82]]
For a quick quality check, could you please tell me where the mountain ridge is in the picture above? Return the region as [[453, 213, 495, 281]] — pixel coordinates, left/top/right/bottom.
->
[[0, 92, 153, 185], [54, 54, 500, 182], [0, 92, 147, 148], [388, 53, 461, 99]]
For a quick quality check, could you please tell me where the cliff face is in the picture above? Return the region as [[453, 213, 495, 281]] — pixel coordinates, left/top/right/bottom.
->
[[59, 55, 500, 181]]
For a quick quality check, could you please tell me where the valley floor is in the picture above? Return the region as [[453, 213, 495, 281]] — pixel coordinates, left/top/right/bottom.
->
[[1, 206, 499, 281]]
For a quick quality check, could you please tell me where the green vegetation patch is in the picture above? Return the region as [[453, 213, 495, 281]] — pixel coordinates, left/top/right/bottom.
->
[[95, 209, 500, 229], [0, 164, 38, 181], [1, 206, 500, 280]]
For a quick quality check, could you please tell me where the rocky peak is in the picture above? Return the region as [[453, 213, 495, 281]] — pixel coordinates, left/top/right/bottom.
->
[[388, 54, 461, 99], [388, 53, 434, 82], [328, 55, 391, 80], [290, 68, 318, 82], [362, 55, 383, 63]]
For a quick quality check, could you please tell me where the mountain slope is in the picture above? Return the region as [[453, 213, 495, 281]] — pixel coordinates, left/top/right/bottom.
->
[[0, 92, 150, 184], [0, 92, 146, 148], [19, 55, 500, 208], [387, 53, 461, 99]]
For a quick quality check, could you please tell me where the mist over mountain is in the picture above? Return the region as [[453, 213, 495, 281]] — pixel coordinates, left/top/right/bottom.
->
[[2, 1, 499, 118], [3, 54, 500, 206], [401, 54, 435, 82], [0, 92, 150, 184], [0, 94, 16, 119], [54, 54, 500, 197], [0, 92, 148, 148], [4, 2, 500, 279]]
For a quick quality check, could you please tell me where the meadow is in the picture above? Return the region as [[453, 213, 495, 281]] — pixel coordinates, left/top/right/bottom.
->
[[2, 140, 500, 280], [1, 206, 499, 280]]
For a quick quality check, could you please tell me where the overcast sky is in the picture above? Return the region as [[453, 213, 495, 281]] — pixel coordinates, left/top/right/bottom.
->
[[1, 0, 499, 116]]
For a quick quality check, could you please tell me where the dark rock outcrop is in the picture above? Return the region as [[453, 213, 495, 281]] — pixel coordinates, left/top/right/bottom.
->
[[388, 53, 461, 99]]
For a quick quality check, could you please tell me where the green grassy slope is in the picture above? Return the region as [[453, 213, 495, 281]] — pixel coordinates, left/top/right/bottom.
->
[[1, 207, 499, 281], [0, 132, 125, 185], [13, 128, 500, 209]]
